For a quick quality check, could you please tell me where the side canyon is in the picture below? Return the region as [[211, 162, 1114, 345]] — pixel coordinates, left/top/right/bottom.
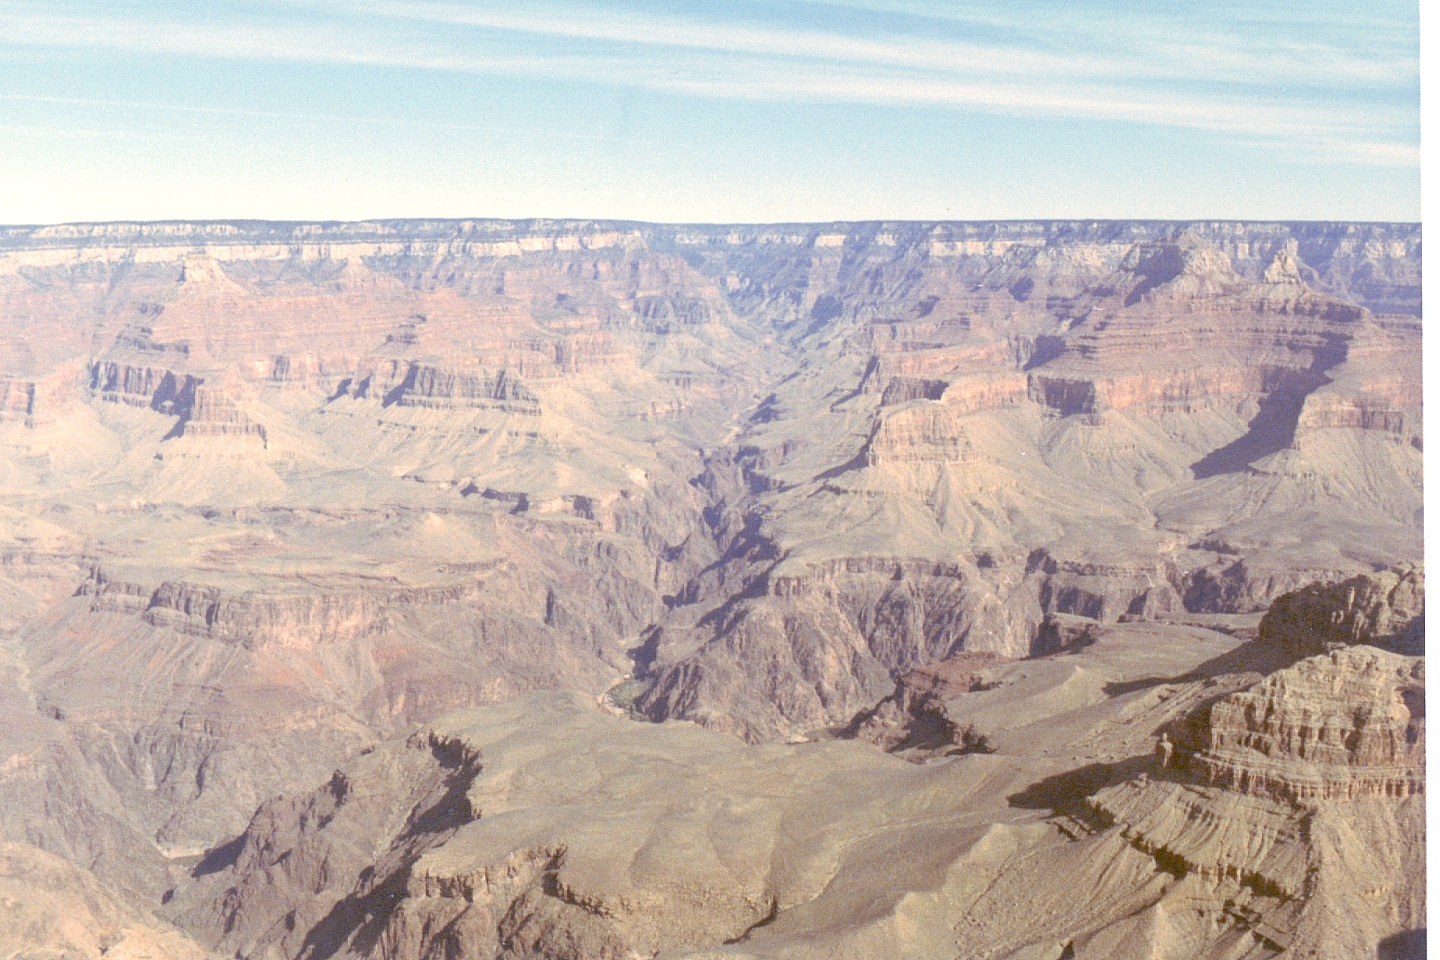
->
[[0, 218, 1423, 959]]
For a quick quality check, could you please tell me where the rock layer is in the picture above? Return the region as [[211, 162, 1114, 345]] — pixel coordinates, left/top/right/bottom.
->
[[1196, 647, 1424, 802], [1258, 565, 1425, 657], [0, 218, 1423, 955]]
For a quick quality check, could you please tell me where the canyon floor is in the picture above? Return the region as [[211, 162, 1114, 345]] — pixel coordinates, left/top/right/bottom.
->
[[0, 218, 1424, 958]]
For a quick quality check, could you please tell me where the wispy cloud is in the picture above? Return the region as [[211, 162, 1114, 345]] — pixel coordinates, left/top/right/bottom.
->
[[350, 0, 1416, 88], [0, 0, 1417, 166], [0, 92, 676, 145]]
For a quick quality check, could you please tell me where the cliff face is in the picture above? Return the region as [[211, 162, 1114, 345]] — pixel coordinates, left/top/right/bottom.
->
[[1197, 646, 1424, 802], [1081, 575, 1426, 959], [619, 223, 1417, 739], [1082, 648, 1426, 958], [0, 218, 1422, 956], [1258, 565, 1424, 657]]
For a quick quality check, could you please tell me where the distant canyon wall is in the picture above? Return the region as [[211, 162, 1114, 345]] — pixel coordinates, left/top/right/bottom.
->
[[0, 216, 1421, 851]]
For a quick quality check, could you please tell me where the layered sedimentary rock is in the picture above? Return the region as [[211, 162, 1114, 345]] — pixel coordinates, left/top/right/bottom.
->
[[1195, 646, 1424, 801], [616, 223, 1418, 739], [1076, 574, 1426, 958], [162, 586, 1424, 960], [0, 219, 1422, 954], [1258, 565, 1425, 657], [1087, 653, 1425, 957]]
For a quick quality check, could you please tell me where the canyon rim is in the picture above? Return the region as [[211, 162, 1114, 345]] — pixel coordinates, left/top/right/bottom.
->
[[0, 216, 1424, 958]]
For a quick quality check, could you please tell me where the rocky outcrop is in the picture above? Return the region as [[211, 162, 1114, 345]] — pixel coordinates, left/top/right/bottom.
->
[[88, 356, 269, 444], [1297, 393, 1413, 435], [1163, 569, 1426, 803], [1029, 366, 1306, 418], [168, 385, 268, 443], [100, 577, 387, 647], [638, 547, 1209, 741], [159, 612, 1424, 960], [1088, 637, 1426, 957], [338, 360, 542, 414], [628, 292, 718, 333], [0, 377, 39, 420], [89, 359, 200, 413], [25, 505, 696, 852], [78, 567, 406, 645], [163, 696, 798, 959], [847, 650, 1006, 753], [1258, 565, 1424, 657], [0, 365, 82, 424], [878, 376, 948, 405], [940, 372, 1028, 414], [867, 405, 976, 463], [1195, 647, 1424, 802]]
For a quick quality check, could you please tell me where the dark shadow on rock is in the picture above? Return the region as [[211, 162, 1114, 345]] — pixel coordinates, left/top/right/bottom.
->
[[191, 833, 245, 878], [1191, 380, 1314, 479], [1007, 755, 1152, 818], [159, 416, 190, 441], [1101, 637, 1296, 699], [406, 771, 477, 836], [750, 392, 781, 424], [1124, 246, 1188, 306], [1388, 612, 1427, 656], [1378, 929, 1426, 960], [812, 447, 871, 483], [379, 364, 417, 408], [1030, 616, 1099, 657], [829, 355, 879, 410], [809, 294, 843, 324], [1023, 334, 1066, 371], [1191, 337, 1346, 479], [889, 709, 961, 754], [298, 746, 478, 960], [297, 864, 411, 960], [626, 625, 662, 678], [670, 514, 777, 611], [1103, 675, 1174, 697]]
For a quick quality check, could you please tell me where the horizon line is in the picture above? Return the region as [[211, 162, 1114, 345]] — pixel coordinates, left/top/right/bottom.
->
[[1, 215, 1423, 232]]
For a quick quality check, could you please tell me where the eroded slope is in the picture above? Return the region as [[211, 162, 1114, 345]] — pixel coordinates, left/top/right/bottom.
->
[[0, 219, 1422, 954], [162, 572, 1424, 959]]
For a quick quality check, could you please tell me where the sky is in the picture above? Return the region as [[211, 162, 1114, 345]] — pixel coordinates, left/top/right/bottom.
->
[[0, 0, 1422, 224]]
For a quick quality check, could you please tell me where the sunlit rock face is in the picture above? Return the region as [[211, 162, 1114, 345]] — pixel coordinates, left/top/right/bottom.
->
[[1196, 645, 1424, 802], [1078, 572, 1426, 959], [0, 219, 1422, 958]]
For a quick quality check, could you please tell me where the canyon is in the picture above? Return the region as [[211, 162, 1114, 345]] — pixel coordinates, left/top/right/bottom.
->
[[0, 218, 1423, 958]]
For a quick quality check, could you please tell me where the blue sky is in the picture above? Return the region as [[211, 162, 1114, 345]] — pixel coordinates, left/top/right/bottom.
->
[[0, 0, 1421, 223]]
